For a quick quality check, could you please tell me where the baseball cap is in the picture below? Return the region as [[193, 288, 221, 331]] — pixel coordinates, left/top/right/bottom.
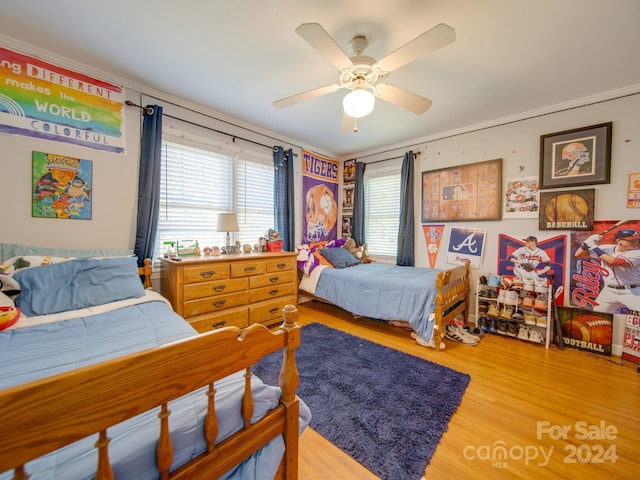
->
[[523, 236, 537, 242], [615, 229, 640, 241]]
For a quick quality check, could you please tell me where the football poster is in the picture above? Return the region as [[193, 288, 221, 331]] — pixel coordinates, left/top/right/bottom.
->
[[558, 306, 613, 356]]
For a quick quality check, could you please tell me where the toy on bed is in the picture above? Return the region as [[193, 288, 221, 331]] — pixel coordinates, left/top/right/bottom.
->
[[0, 243, 310, 480], [343, 237, 372, 263]]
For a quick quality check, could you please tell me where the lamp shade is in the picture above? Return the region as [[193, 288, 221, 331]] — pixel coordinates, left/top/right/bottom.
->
[[343, 89, 375, 118], [216, 213, 239, 232]]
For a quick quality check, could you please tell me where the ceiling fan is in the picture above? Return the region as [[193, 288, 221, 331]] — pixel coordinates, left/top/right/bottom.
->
[[273, 22, 456, 128]]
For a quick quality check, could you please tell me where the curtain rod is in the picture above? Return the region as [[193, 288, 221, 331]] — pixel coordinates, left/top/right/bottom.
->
[[125, 99, 299, 156], [366, 151, 419, 165]]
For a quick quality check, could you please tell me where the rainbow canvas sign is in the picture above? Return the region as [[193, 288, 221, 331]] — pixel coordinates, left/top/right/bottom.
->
[[0, 46, 125, 153]]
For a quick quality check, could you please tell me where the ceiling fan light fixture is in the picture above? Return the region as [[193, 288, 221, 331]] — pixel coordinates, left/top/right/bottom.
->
[[343, 88, 375, 118]]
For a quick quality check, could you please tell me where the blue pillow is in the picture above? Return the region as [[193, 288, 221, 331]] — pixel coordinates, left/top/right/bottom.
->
[[319, 248, 360, 269], [14, 257, 145, 316]]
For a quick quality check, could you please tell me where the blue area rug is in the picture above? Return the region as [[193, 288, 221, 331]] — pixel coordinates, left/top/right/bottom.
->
[[254, 323, 471, 479]]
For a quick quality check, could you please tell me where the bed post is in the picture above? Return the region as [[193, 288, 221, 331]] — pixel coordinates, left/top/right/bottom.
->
[[278, 304, 301, 479]]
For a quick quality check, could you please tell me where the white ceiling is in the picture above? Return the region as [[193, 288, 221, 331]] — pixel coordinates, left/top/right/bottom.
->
[[1, 0, 640, 158]]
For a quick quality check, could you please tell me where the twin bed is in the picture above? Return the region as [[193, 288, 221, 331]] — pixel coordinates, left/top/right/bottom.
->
[[296, 240, 470, 350], [0, 244, 310, 480]]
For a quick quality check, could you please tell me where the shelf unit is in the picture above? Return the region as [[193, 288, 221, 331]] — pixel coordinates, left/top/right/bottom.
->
[[476, 277, 552, 348]]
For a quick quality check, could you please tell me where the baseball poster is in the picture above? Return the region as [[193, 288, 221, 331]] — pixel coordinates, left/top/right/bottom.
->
[[446, 227, 486, 268], [504, 176, 539, 219], [570, 220, 640, 314], [497, 234, 567, 305], [539, 188, 594, 230]]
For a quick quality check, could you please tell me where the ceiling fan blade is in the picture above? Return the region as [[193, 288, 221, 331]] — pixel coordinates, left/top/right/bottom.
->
[[376, 84, 433, 114], [273, 84, 341, 109], [295, 23, 353, 70], [376, 23, 455, 73]]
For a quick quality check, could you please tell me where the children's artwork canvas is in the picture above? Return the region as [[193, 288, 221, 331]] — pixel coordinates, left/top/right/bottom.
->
[[32, 151, 92, 219]]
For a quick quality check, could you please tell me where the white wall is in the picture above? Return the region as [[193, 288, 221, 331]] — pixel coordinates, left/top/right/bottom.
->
[[353, 93, 640, 354]]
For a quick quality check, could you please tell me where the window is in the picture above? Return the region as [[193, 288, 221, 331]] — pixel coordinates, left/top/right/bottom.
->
[[364, 169, 400, 257], [154, 139, 274, 257]]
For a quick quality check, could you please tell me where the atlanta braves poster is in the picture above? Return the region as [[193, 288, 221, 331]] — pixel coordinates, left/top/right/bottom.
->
[[446, 227, 486, 268]]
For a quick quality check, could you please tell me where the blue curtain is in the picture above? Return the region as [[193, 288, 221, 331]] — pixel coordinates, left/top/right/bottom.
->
[[273, 146, 294, 251], [351, 161, 366, 245], [134, 105, 163, 266], [397, 151, 415, 266]]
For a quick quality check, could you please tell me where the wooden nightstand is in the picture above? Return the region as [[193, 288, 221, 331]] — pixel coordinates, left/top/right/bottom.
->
[[159, 252, 297, 333]]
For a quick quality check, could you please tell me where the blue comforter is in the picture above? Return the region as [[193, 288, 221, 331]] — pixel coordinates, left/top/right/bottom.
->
[[314, 263, 443, 341], [0, 298, 311, 479]]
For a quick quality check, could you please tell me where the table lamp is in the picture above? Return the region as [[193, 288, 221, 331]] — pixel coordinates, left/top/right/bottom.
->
[[216, 213, 239, 253]]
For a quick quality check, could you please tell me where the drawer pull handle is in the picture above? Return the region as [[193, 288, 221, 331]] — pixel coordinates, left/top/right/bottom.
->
[[269, 276, 279, 283], [244, 266, 256, 272], [276, 263, 286, 269], [200, 271, 216, 278], [213, 285, 226, 292], [269, 307, 279, 314], [213, 300, 227, 308], [212, 320, 227, 329], [269, 289, 279, 296]]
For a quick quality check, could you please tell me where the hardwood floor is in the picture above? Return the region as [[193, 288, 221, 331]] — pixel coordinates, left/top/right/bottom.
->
[[294, 301, 640, 480]]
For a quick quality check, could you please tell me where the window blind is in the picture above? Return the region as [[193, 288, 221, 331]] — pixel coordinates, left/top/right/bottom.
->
[[154, 140, 274, 257], [364, 173, 401, 257]]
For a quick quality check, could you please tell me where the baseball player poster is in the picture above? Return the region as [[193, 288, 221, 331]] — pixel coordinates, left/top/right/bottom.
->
[[504, 176, 539, 219], [497, 234, 567, 305], [570, 220, 640, 315]]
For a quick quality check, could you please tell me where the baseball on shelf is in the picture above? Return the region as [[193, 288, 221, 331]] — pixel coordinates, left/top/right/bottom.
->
[[545, 193, 589, 223], [562, 315, 612, 345]]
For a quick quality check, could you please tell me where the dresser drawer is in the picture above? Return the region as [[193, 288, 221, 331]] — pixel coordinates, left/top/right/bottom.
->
[[184, 291, 249, 317], [266, 256, 296, 272], [230, 260, 266, 278], [183, 263, 230, 284], [250, 283, 296, 303], [249, 270, 296, 289], [249, 295, 297, 326], [184, 277, 248, 301], [187, 307, 249, 333]]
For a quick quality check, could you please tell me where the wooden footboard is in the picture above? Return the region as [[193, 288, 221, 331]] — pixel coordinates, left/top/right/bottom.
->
[[433, 262, 471, 351], [0, 305, 301, 480]]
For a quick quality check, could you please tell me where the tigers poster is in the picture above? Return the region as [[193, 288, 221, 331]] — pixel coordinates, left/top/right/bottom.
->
[[301, 149, 339, 243]]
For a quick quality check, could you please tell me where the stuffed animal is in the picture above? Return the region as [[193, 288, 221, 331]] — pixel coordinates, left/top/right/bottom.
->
[[343, 237, 372, 263]]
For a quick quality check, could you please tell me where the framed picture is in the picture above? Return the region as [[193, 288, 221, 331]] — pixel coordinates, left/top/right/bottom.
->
[[539, 122, 612, 189], [421, 158, 502, 222], [538, 188, 595, 230]]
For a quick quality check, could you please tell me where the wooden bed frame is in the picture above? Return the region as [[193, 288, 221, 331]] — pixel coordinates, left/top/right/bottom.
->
[[0, 261, 302, 480], [300, 262, 470, 351]]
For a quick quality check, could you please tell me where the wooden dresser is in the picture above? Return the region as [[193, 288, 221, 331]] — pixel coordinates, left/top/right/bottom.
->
[[159, 252, 297, 333]]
